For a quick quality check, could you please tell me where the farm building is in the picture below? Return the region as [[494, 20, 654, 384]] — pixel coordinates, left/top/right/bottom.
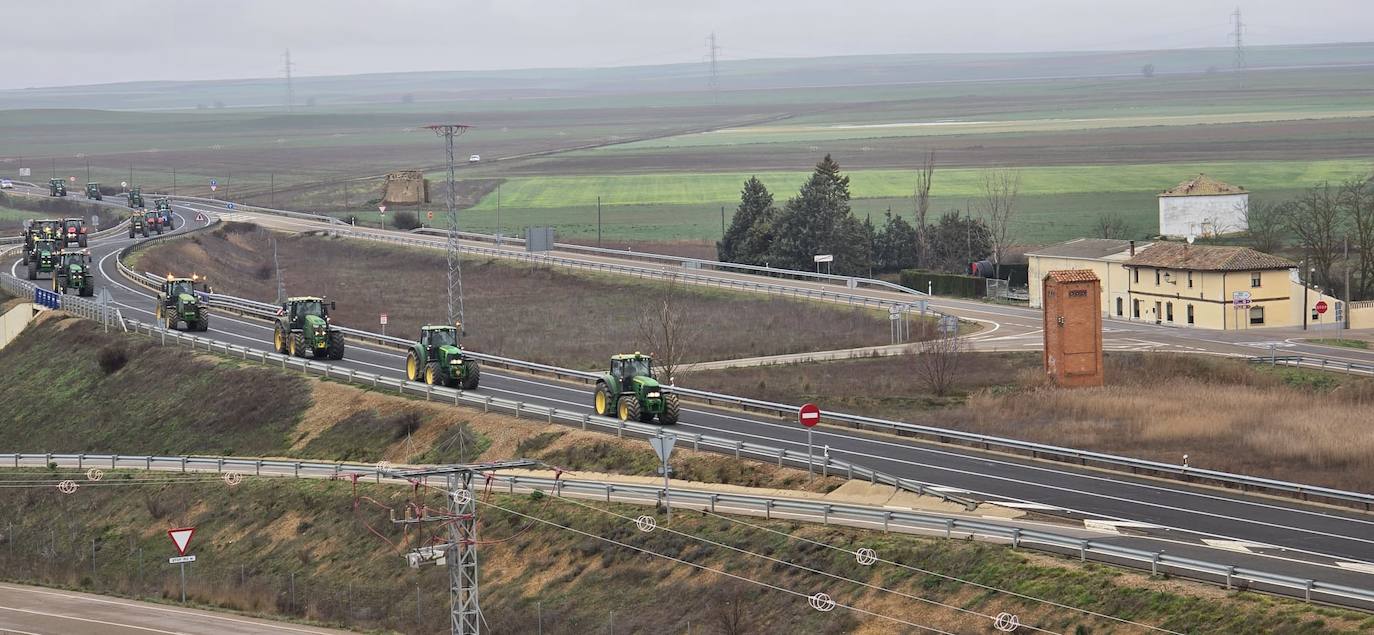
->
[[1026, 238, 1155, 311], [1158, 174, 1248, 238]]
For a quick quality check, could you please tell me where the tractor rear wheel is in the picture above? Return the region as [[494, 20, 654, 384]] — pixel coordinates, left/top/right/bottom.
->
[[619, 396, 639, 422], [129, 229, 135, 239], [26, 262, 35, 281], [290, 332, 305, 357], [79, 285, 93, 298], [461, 360, 481, 390], [594, 383, 613, 416], [424, 361, 440, 386], [142, 227, 149, 238], [78, 234, 87, 248], [325, 331, 345, 360], [659, 393, 680, 425], [405, 351, 421, 381]]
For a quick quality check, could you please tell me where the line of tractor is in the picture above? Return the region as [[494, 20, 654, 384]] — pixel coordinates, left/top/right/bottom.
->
[[20, 218, 94, 296]]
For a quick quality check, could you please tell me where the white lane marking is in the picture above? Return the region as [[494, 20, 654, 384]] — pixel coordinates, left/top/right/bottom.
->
[[0, 605, 181, 634], [1336, 561, 1374, 575], [0, 583, 339, 633], [1202, 539, 1266, 553], [1083, 520, 1163, 534], [994, 502, 1063, 511]]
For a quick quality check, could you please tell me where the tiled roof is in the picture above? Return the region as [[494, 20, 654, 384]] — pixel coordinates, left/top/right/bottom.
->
[[1045, 269, 1100, 283], [1123, 242, 1293, 271], [1159, 173, 1246, 197], [1026, 238, 1149, 259]]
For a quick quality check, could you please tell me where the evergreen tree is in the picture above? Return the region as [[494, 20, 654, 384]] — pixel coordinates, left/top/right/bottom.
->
[[717, 176, 777, 265], [768, 155, 871, 275], [928, 210, 993, 273], [874, 210, 920, 273]]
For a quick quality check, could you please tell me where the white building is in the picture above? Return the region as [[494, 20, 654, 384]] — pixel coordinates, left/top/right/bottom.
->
[[1158, 174, 1248, 238]]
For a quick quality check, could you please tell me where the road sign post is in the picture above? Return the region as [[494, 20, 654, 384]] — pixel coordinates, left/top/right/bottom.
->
[[210, 178, 218, 192], [799, 403, 821, 477], [167, 527, 195, 603], [380, 313, 388, 337], [649, 434, 677, 523]]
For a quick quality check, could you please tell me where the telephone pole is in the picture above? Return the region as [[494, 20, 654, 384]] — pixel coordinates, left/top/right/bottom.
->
[[273, 238, 286, 303], [706, 32, 721, 102], [283, 49, 296, 113], [387, 460, 541, 635], [1229, 7, 1246, 73], [425, 124, 473, 332]]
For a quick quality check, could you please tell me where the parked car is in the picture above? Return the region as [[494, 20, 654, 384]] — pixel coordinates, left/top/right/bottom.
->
[[468, 154, 481, 163]]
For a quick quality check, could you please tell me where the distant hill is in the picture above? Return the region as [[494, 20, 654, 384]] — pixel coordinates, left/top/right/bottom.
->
[[3, 41, 1373, 112]]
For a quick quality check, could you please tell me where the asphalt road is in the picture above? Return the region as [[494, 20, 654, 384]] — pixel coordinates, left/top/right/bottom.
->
[[7, 190, 1374, 599], [0, 582, 352, 634]]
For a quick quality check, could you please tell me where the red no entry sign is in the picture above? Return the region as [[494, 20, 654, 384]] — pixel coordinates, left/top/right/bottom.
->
[[1315, 301, 1328, 315], [799, 403, 821, 428]]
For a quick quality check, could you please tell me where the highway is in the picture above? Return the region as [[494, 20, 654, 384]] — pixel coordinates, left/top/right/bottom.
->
[[0, 582, 352, 634], [6, 190, 1374, 601]]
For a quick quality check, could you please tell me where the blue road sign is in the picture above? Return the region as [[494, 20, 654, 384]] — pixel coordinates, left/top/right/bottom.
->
[[209, 179, 217, 186], [226, 202, 236, 210]]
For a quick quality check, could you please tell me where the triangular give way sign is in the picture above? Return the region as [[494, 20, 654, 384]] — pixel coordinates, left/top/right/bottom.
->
[[168, 527, 195, 556]]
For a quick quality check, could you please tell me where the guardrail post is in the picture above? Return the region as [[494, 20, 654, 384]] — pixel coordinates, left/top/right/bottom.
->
[[1225, 566, 1234, 590], [217, 458, 224, 473], [180, 456, 187, 472], [734, 442, 741, 459], [111, 454, 118, 469], [765, 500, 773, 520], [709, 494, 718, 513], [483, 397, 491, 413], [425, 385, 432, 401], [77, 453, 84, 469], [256, 460, 262, 476], [616, 420, 623, 438], [581, 415, 589, 431], [945, 519, 953, 539], [1304, 580, 1314, 602], [846, 462, 853, 480], [1079, 540, 1088, 561], [514, 403, 521, 419], [1151, 552, 1160, 576], [295, 462, 301, 478], [777, 450, 783, 467], [822, 505, 831, 525], [146, 456, 152, 471]]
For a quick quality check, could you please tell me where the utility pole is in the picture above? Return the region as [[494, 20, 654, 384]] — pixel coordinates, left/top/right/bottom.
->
[[721, 205, 725, 238], [597, 196, 602, 246], [387, 460, 541, 635], [495, 184, 502, 245], [283, 49, 295, 113], [270, 173, 275, 207], [706, 32, 721, 102], [273, 238, 286, 303], [1230, 7, 1246, 74], [425, 124, 473, 332], [172, 168, 177, 195]]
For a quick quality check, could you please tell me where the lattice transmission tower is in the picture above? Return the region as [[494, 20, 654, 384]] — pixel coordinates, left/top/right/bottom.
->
[[425, 124, 473, 333]]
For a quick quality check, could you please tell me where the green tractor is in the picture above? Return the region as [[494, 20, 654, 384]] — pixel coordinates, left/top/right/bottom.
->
[[127, 211, 150, 238], [592, 353, 680, 424], [25, 238, 57, 280], [273, 297, 345, 359], [127, 186, 144, 208], [48, 178, 67, 197], [85, 182, 103, 201], [155, 275, 211, 331], [52, 250, 94, 297], [405, 325, 480, 389]]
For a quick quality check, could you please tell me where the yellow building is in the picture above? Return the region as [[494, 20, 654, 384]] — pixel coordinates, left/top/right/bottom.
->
[[1118, 243, 1296, 329], [1026, 239, 1154, 312]]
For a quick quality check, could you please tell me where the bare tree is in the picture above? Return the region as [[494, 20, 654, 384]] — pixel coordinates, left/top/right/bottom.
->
[[1093, 213, 1131, 239], [913, 151, 936, 266], [1242, 199, 1286, 254], [1339, 179, 1374, 300], [913, 326, 965, 397], [636, 274, 701, 384], [710, 581, 754, 635], [1284, 183, 1345, 292], [980, 169, 1021, 277]]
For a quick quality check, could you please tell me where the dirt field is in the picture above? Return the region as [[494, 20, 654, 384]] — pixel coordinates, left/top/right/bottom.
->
[[689, 352, 1374, 492], [131, 223, 900, 368]]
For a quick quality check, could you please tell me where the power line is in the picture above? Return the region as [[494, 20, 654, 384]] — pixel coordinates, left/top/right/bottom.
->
[[693, 508, 1184, 634], [549, 495, 1052, 634], [477, 498, 958, 635]]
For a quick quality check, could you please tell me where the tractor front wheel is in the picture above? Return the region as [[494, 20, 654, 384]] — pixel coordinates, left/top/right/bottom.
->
[[659, 393, 680, 425], [129, 229, 135, 239], [405, 351, 421, 381], [424, 362, 440, 386], [619, 396, 640, 422], [594, 383, 613, 416], [461, 360, 481, 390], [290, 332, 305, 357], [325, 331, 345, 360]]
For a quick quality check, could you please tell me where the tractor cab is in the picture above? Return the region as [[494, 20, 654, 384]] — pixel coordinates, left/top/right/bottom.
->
[[285, 297, 333, 325], [612, 354, 654, 383], [85, 182, 103, 200], [421, 325, 459, 351], [57, 249, 91, 269]]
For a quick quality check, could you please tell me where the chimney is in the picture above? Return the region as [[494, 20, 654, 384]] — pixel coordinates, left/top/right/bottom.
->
[[1129, 240, 1135, 256]]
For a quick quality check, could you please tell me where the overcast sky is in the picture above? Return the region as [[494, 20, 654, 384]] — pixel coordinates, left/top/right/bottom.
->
[[7, 0, 1371, 89]]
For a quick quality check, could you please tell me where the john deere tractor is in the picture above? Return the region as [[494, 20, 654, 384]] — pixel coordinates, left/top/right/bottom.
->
[[52, 250, 94, 297], [58, 218, 88, 248], [85, 182, 103, 200], [273, 297, 345, 359], [405, 325, 480, 389], [155, 275, 210, 331], [153, 198, 175, 229], [127, 212, 149, 238], [592, 353, 679, 424], [48, 178, 66, 197], [127, 186, 144, 208], [25, 238, 57, 280]]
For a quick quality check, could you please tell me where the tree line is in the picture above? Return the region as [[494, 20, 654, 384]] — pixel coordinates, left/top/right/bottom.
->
[[716, 154, 1010, 277], [1245, 178, 1374, 301]]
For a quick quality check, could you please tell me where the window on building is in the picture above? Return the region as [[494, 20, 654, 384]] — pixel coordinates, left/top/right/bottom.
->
[[1166, 302, 1174, 322], [1133, 268, 1139, 284], [1187, 304, 1194, 324], [1187, 271, 1193, 288], [1154, 269, 1161, 285], [1249, 306, 1265, 325], [1116, 297, 1123, 316], [1251, 272, 1261, 288], [1132, 299, 1140, 318]]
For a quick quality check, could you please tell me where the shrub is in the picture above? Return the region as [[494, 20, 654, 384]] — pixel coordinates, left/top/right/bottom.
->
[[391, 412, 423, 440], [96, 345, 129, 374], [391, 210, 421, 231]]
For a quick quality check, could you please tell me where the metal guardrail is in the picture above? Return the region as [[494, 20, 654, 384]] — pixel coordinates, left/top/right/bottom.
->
[[166, 195, 345, 225], [1251, 354, 1374, 376], [7, 451, 1374, 609], [109, 247, 1374, 512]]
